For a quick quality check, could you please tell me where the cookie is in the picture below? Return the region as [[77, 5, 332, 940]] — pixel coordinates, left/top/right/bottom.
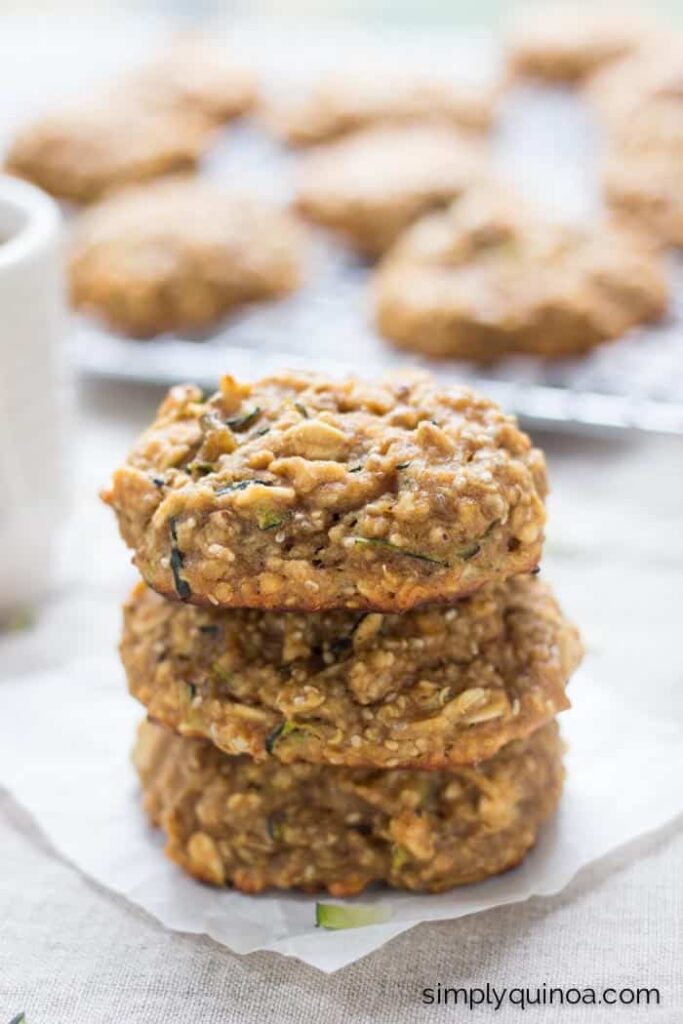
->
[[603, 103, 683, 248], [295, 125, 487, 257], [586, 39, 683, 129], [604, 156, 683, 249], [69, 177, 305, 336], [122, 576, 579, 770], [133, 717, 564, 895], [589, 43, 682, 247], [262, 71, 497, 146], [506, 5, 644, 83], [123, 37, 258, 124], [5, 99, 210, 204], [374, 185, 669, 360], [102, 370, 548, 613]]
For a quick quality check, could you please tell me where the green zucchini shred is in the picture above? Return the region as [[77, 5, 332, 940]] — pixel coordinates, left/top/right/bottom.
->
[[327, 635, 352, 660], [169, 518, 191, 601], [215, 479, 275, 496], [315, 903, 391, 930], [353, 537, 449, 567], [455, 519, 499, 561], [256, 508, 284, 531], [458, 542, 481, 560], [391, 845, 410, 871], [226, 406, 261, 431], [187, 461, 214, 478], [267, 816, 284, 842], [265, 719, 309, 754]]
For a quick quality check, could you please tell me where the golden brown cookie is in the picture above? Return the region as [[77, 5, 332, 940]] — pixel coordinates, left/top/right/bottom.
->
[[295, 125, 487, 257], [69, 178, 305, 336], [262, 71, 497, 145], [506, 5, 645, 83], [122, 576, 580, 770], [604, 155, 683, 249], [586, 39, 683, 129], [374, 185, 669, 360], [102, 369, 548, 612], [5, 99, 211, 204], [603, 105, 683, 248], [588, 42, 682, 247], [133, 717, 564, 895], [123, 37, 258, 124]]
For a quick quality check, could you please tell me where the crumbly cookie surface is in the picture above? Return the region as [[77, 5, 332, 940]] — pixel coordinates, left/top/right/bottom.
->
[[69, 178, 305, 336], [262, 72, 497, 146], [295, 125, 487, 257], [506, 6, 644, 82], [374, 185, 669, 360], [122, 576, 579, 769], [123, 38, 258, 124], [5, 100, 210, 204], [103, 370, 548, 612], [134, 718, 564, 895]]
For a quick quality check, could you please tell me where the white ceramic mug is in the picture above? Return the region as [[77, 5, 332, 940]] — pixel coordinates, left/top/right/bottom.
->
[[0, 175, 66, 621]]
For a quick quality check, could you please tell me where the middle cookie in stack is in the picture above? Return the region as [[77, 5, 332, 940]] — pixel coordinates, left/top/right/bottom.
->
[[122, 576, 578, 770], [107, 369, 581, 895]]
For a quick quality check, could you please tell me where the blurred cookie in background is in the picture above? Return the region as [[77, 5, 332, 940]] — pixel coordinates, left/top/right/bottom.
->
[[590, 40, 682, 248], [374, 183, 669, 361], [586, 37, 682, 127], [295, 124, 487, 258], [4, 98, 211, 204], [262, 70, 498, 145], [603, 152, 682, 250], [602, 102, 683, 249], [69, 177, 306, 337], [122, 35, 259, 126], [506, 4, 647, 83]]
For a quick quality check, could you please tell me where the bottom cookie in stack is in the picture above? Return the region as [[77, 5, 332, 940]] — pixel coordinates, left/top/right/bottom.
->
[[132, 718, 564, 896]]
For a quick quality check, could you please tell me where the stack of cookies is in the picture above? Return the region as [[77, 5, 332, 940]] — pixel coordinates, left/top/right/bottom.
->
[[104, 369, 581, 896]]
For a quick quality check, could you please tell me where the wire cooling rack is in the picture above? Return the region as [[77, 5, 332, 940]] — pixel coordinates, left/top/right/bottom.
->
[[67, 25, 683, 436]]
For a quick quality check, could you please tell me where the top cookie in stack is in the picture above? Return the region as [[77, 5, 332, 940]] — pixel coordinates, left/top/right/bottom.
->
[[103, 370, 547, 613]]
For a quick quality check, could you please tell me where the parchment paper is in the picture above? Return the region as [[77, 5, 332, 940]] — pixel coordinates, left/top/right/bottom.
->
[[0, 657, 681, 972]]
